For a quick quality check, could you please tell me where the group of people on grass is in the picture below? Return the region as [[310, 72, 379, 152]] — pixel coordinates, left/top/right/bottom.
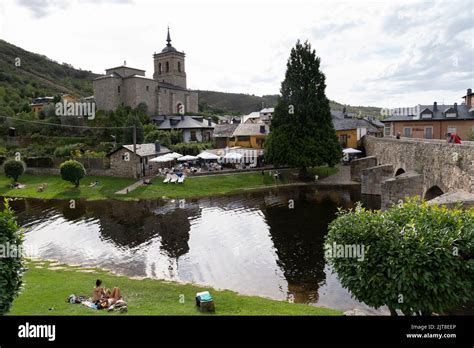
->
[[92, 279, 122, 309]]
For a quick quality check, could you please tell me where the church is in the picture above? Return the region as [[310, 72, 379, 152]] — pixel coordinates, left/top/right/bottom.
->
[[93, 28, 199, 116]]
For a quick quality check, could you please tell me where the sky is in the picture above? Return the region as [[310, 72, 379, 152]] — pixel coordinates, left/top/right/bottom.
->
[[0, 0, 473, 108]]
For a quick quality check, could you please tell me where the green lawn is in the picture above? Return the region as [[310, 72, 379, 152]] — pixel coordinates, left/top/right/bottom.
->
[[10, 260, 342, 316], [0, 174, 135, 200], [0, 167, 338, 201]]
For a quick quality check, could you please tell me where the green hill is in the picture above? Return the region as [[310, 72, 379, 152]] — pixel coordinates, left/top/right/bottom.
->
[[198, 90, 381, 118], [0, 39, 381, 118], [0, 39, 97, 116]]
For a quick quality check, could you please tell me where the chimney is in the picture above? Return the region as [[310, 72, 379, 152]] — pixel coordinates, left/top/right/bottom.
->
[[260, 125, 266, 134], [454, 102, 457, 111], [208, 118, 212, 126], [155, 141, 161, 153], [466, 88, 473, 107], [433, 101, 437, 112]]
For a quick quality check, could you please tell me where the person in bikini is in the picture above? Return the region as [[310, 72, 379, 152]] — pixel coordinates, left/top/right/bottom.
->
[[92, 279, 122, 309]]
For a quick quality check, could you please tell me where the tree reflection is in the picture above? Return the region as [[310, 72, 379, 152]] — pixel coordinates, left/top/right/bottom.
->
[[262, 189, 341, 303]]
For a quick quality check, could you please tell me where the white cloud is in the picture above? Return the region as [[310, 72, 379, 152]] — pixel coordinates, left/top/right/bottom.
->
[[1, 0, 473, 107]]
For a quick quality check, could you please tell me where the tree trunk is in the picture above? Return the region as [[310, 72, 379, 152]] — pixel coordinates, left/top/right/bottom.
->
[[389, 307, 398, 316], [298, 167, 311, 181]]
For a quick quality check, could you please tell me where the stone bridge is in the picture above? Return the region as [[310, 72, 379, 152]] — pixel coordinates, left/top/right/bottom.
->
[[351, 136, 474, 209]]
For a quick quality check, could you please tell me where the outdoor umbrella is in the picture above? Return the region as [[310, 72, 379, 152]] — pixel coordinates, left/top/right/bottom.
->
[[342, 148, 362, 154], [198, 152, 220, 160], [223, 152, 243, 162], [150, 154, 174, 163], [178, 155, 199, 161], [166, 152, 183, 159]]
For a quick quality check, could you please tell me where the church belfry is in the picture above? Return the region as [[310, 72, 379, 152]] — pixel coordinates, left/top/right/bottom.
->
[[153, 27, 187, 89]]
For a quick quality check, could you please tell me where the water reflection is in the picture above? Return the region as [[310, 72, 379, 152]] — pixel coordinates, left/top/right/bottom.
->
[[8, 186, 389, 314]]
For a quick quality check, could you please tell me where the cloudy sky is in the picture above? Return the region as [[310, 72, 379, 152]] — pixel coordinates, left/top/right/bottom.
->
[[0, 0, 473, 107]]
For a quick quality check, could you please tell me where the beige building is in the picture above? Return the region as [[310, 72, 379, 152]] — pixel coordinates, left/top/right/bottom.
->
[[107, 142, 171, 178], [382, 89, 474, 140], [93, 28, 198, 116]]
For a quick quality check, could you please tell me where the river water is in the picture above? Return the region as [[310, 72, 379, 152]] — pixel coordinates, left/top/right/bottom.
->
[[9, 185, 391, 314]]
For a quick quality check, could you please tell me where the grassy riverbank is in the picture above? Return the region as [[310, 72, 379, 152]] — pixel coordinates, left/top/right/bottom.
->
[[0, 167, 338, 201], [10, 260, 342, 316]]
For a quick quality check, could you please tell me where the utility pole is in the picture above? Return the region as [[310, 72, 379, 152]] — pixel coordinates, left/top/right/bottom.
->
[[133, 125, 137, 155]]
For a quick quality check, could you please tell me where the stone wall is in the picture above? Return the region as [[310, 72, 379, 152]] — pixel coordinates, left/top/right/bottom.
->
[[93, 76, 122, 112], [381, 172, 424, 209], [364, 136, 474, 195], [350, 156, 378, 182], [361, 164, 393, 195], [109, 148, 142, 178], [122, 77, 159, 115]]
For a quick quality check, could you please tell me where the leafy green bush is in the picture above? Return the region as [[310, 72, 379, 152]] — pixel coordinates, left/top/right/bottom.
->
[[53, 143, 85, 158], [468, 128, 474, 141], [0, 199, 24, 315], [326, 198, 474, 316], [3, 159, 26, 182], [144, 130, 171, 147], [60, 160, 86, 187], [169, 129, 183, 145]]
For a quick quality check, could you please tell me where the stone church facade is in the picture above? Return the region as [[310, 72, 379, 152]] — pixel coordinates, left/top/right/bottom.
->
[[93, 28, 198, 116]]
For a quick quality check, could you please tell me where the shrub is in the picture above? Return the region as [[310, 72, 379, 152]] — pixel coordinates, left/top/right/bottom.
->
[[54, 143, 85, 158], [60, 160, 86, 187], [325, 198, 474, 316], [3, 159, 26, 182], [144, 130, 171, 147], [468, 128, 474, 141], [0, 199, 24, 314]]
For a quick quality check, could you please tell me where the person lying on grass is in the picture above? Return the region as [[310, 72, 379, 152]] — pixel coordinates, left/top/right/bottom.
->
[[92, 279, 122, 309]]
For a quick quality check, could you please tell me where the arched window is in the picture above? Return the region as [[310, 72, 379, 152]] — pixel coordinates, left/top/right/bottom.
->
[[395, 168, 405, 176], [166, 62, 169, 72], [178, 62, 181, 72], [424, 186, 444, 200], [158, 63, 162, 74], [176, 103, 184, 114]]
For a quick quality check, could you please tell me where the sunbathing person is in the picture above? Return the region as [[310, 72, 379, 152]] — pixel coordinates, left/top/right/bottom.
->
[[99, 287, 122, 309], [92, 279, 122, 309]]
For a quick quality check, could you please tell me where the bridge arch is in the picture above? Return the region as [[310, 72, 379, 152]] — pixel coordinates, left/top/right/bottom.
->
[[424, 185, 444, 201], [394, 168, 406, 177]]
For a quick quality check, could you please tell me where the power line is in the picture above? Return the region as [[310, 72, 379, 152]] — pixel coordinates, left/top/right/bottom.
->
[[0, 116, 134, 130]]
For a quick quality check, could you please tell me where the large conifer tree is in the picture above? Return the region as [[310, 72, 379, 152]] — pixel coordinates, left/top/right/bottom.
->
[[265, 40, 341, 178]]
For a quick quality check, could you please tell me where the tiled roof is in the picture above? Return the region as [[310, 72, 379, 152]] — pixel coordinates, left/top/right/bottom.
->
[[153, 116, 216, 130], [213, 123, 238, 137], [332, 118, 380, 133], [232, 123, 269, 136], [382, 104, 474, 122], [121, 143, 170, 157]]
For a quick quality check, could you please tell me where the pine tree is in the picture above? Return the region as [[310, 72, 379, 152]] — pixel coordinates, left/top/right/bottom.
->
[[265, 40, 341, 179]]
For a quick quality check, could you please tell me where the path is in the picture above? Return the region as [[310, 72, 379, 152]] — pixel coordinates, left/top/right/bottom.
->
[[315, 164, 359, 186], [115, 178, 147, 195]]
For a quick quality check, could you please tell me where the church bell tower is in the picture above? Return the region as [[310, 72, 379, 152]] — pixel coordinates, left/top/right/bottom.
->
[[153, 27, 187, 89]]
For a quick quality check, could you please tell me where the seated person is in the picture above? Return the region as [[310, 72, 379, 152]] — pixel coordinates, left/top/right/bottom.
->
[[92, 279, 106, 302], [92, 279, 122, 309]]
